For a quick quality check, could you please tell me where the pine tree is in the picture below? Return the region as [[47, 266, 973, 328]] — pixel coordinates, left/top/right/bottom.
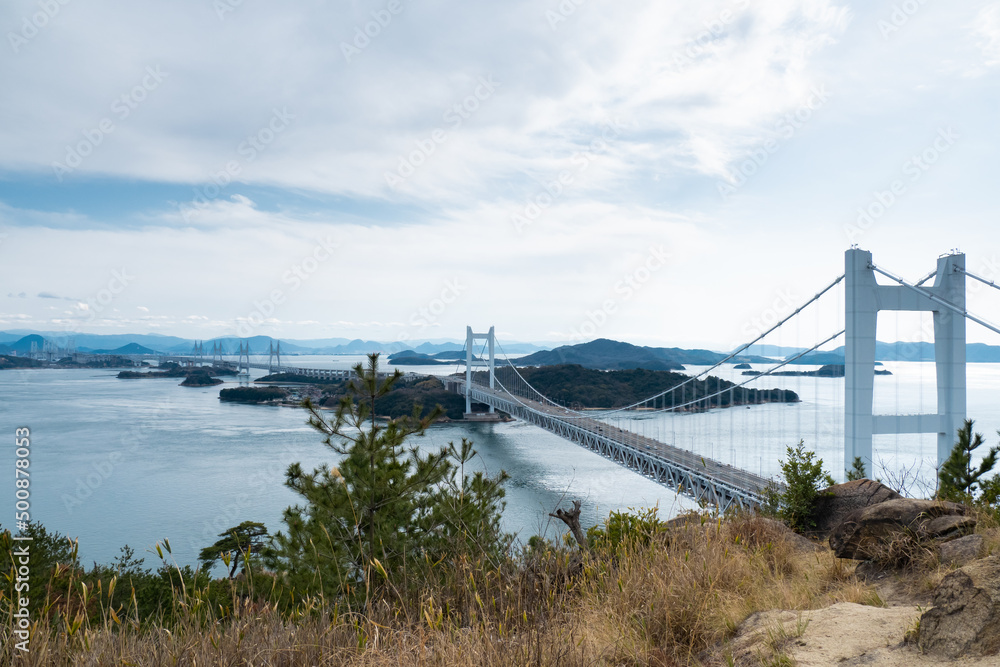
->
[[938, 419, 999, 503], [845, 456, 867, 482], [268, 353, 508, 604], [198, 521, 268, 579], [776, 441, 835, 532]]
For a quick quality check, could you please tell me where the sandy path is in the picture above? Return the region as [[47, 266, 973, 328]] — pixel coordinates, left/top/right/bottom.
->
[[729, 602, 998, 666]]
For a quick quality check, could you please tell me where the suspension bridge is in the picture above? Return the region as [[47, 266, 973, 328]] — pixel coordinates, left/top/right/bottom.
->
[[162, 340, 356, 382], [442, 248, 1000, 510], [160, 248, 1000, 511]]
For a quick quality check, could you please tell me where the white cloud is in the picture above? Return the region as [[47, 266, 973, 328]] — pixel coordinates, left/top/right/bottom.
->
[[975, 4, 1000, 66], [0, 1, 852, 206], [3, 1, 1000, 347]]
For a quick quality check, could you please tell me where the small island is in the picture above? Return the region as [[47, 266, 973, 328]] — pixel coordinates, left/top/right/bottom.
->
[[118, 362, 235, 381], [386, 350, 472, 366], [180, 372, 224, 387], [219, 386, 289, 404], [741, 364, 892, 378], [221, 374, 472, 419], [0, 355, 43, 369]]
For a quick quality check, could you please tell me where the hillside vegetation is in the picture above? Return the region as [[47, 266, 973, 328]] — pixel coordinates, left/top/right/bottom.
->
[[483, 364, 798, 409], [515, 338, 776, 371]]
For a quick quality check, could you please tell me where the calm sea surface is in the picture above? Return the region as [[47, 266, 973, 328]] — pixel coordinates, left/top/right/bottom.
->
[[2, 356, 999, 568]]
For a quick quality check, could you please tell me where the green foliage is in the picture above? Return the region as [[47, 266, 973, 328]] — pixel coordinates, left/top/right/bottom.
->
[[476, 365, 797, 410], [268, 353, 509, 605], [587, 506, 665, 555], [759, 481, 783, 519], [367, 376, 468, 420], [845, 456, 867, 482], [218, 386, 288, 403], [772, 441, 835, 532], [198, 521, 269, 579], [321, 375, 467, 420], [938, 419, 1000, 503], [0, 522, 80, 615]]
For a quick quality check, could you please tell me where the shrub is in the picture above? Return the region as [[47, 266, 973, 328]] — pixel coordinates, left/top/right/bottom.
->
[[771, 441, 835, 532], [938, 419, 999, 503], [587, 506, 664, 555]]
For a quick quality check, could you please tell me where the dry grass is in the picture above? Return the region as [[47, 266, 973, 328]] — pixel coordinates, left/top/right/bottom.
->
[[2, 513, 889, 667]]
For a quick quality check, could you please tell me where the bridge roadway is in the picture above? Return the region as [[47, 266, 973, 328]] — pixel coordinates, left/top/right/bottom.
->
[[451, 379, 780, 510]]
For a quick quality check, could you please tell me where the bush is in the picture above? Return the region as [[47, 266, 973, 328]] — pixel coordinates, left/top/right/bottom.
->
[[587, 506, 665, 555], [938, 419, 999, 503], [769, 441, 835, 533]]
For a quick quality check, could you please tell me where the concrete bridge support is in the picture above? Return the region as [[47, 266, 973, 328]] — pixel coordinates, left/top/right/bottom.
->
[[845, 248, 966, 476], [465, 326, 496, 415]]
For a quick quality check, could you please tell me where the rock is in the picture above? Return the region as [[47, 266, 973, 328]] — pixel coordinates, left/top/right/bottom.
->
[[854, 559, 893, 582], [939, 534, 985, 566], [919, 555, 1000, 658], [811, 479, 901, 537], [829, 498, 973, 561], [920, 514, 978, 541]]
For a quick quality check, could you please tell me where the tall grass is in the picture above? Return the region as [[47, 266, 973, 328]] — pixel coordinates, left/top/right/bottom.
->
[[2, 511, 887, 666]]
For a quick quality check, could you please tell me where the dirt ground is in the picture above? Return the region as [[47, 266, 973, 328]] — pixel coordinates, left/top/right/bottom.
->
[[727, 598, 997, 666]]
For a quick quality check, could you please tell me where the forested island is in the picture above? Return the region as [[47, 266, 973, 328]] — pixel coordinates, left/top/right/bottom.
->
[[180, 373, 224, 387], [0, 354, 43, 369], [477, 364, 798, 409], [219, 386, 289, 403], [118, 362, 235, 387], [513, 338, 778, 371], [224, 375, 469, 419], [386, 350, 468, 365], [0, 354, 146, 370]]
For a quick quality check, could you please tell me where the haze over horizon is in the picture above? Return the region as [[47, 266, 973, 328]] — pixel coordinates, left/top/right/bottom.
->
[[3, 1, 1000, 350]]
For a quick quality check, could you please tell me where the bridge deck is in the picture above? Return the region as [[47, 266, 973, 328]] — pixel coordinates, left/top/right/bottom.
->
[[455, 379, 779, 509]]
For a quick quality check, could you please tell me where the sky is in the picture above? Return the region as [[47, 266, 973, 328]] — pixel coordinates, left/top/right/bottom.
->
[[2, 0, 1000, 350]]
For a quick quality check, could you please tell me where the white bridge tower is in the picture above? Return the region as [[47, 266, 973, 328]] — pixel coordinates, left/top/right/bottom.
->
[[465, 326, 496, 416], [845, 248, 966, 476]]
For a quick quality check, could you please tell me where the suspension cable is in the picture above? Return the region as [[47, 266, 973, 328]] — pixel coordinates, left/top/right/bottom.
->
[[869, 263, 1000, 337], [490, 272, 846, 419], [484, 329, 845, 421], [955, 266, 1000, 294], [625, 329, 846, 415]]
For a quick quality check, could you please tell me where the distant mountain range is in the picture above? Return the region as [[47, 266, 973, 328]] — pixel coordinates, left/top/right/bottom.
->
[[7, 329, 1000, 367], [0, 331, 546, 357]]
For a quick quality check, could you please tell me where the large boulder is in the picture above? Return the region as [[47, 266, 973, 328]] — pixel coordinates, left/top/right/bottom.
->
[[829, 498, 974, 561], [811, 479, 900, 537], [920, 555, 1000, 658], [939, 534, 986, 567]]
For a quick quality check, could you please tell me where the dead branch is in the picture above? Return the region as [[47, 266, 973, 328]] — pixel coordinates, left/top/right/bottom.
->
[[550, 500, 589, 551]]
